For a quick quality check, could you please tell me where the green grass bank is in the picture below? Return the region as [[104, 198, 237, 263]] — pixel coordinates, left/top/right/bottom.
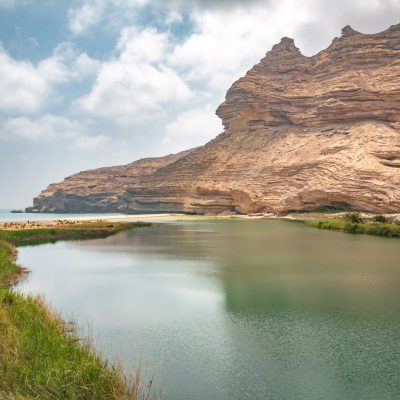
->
[[0, 221, 157, 400], [303, 212, 400, 238]]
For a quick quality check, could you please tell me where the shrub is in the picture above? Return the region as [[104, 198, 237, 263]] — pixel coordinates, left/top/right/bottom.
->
[[371, 215, 388, 224], [343, 212, 363, 224]]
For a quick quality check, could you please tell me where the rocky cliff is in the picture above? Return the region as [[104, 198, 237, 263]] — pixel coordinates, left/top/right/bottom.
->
[[26, 149, 193, 213], [27, 24, 400, 215]]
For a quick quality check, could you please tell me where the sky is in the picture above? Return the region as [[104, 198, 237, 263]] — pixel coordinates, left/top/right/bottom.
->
[[0, 0, 399, 208]]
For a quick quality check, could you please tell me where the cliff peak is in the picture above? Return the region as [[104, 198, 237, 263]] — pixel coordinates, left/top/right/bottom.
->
[[275, 36, 296, 48], [341, 25, 358, 36], [252, 35, 308, 77], [269, 36, 302, 55]]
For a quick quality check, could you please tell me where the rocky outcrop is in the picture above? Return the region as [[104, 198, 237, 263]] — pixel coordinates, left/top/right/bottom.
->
[[28, 24, 400, 214], [26, 149, 193, 213]]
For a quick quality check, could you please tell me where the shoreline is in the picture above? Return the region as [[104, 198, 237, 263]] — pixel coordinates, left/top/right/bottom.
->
[[0, 213, 277, 229], [2, 210, 400, 240], [287, 212, 400, 238], [0, 210, 400, 222]]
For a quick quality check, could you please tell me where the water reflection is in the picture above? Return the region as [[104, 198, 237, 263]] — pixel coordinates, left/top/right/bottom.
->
[[17, 220, 400, 400]]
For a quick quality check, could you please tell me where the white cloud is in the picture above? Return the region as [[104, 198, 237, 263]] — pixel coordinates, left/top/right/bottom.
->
[[0, 50, 48, 113], [79, 62, 190, 124], [79, 28, 191, 125], [168, 1, 314, 91], [0, 43, 99, 114], [163, 106, 222, 151], [37, 58, 70, 85], [67, 0, 144, 36], [38, 42, 101, 82], [294, 0, 400, 55], [73, 52, 102, 77], [354, 0, 400, 12], [117, 27, 168, 64], [0, 114, 84, 140], [165, 10, 183, 25], [0, 114, 115, 153], [68, 1, 105, 36], [69, 134, 111, 151]]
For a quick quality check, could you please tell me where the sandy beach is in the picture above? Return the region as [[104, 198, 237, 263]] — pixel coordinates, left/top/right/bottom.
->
[[0, 212, 282, 230], [2, 211, 400, 231]]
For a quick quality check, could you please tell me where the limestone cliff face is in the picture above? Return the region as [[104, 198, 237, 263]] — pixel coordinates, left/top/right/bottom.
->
[[28, 24, 400, 214], [26, 150, 193, 213]]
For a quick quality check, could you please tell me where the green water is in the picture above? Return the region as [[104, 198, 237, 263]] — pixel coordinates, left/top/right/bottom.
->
[[17, 220, 400, 399]]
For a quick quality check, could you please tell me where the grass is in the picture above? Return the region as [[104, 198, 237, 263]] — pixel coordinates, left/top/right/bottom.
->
[[305, 218, 400, 238], [0, 221, 149, 247], [0, 221, 161, 400], [0, 240, 22, 286]]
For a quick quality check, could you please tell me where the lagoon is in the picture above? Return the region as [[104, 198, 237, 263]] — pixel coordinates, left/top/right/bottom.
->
[[16, 219, 400, 400]]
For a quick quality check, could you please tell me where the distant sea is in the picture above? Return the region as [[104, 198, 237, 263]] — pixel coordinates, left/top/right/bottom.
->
[[0, 209, 122, 223]]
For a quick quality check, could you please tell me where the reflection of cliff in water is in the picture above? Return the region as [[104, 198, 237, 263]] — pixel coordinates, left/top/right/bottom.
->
[[75, 220, 400, 318], [73, 222, 220, 260], [216, 221, 400, 319]]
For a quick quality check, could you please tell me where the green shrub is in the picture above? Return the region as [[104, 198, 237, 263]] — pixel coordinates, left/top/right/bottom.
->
[[343, 212, 363, 224], [371, 215, 388, 224]]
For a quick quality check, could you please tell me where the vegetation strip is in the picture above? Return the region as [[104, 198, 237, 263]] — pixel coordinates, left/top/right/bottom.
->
[[303, 212, 400, 238], [0, 221, 156, 400]]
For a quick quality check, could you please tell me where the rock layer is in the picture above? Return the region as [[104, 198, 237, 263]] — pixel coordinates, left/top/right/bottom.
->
[[28, 24, 400, 214]]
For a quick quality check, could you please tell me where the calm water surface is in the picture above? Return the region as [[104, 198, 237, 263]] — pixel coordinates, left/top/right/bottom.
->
[[16, 220, 400, 400]]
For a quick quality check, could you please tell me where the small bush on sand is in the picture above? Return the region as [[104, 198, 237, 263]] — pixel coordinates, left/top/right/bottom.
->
[[371, 215, 388, 224], [343, 212, 363, 224]]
